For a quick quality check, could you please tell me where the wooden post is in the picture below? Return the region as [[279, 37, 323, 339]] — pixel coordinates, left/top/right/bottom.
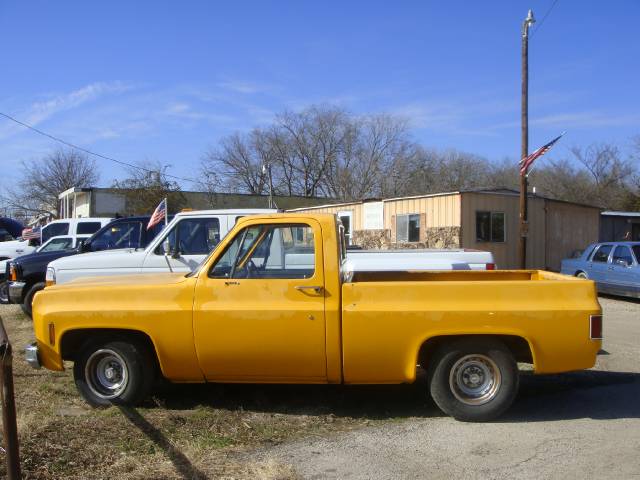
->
[[0, 316, 21, 480]]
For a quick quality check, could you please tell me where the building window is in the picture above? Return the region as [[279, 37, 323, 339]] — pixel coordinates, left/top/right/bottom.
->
[[476, 211, 505, 243], [397, 214, 420, 242]]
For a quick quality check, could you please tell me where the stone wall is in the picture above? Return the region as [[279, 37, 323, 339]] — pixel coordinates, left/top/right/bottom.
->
[[352, 226, 461, 250]]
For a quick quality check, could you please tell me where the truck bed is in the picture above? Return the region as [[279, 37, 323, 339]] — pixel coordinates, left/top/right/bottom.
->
[[341, 270, 601, 384], [350, 270, 569, 282]]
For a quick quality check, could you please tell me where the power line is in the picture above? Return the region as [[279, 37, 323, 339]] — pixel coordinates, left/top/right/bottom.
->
[[0, 111, 199, 185], [532, 0, 560, 37]]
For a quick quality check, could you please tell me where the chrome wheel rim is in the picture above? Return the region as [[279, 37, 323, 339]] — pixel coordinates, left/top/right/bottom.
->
[[449, 354, 501, 406], [85, 349, 129, 399]]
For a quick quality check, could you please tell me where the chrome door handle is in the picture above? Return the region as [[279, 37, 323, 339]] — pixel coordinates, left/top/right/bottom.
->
[[295, 285, 323, 294]]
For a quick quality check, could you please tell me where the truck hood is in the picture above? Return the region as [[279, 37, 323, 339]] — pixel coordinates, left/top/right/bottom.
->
[[12, 249, 76, 266], [49, 248, 142, 270], [51, 272, 188, 290]]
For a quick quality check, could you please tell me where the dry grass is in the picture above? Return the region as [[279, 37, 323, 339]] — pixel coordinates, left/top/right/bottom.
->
[[0, 304, 432, 479]]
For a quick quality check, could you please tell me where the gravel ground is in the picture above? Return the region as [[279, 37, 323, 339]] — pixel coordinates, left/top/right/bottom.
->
[[253, 296, 640, 479]]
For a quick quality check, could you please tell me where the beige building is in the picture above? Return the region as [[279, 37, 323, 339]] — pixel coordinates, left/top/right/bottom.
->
[[288, 188, 601, 271]]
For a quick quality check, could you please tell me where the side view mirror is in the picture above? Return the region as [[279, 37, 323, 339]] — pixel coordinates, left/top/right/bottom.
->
[[80, 240, 91, 252], [171, 247, 181, 259]]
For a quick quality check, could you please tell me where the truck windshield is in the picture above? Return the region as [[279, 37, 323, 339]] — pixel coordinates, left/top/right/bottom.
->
[[91, 221, 142, 251]]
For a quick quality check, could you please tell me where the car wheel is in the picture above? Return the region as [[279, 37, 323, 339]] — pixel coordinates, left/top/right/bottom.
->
[[576, 272, 588, 279], [428, 338, 519, 422], [21, 282, 45, 318], [73, 339, 155, 407]]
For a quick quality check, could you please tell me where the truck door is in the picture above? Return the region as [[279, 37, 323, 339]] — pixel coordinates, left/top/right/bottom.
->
[[142, 217, 221, 272], [192, 219, 327, 381]]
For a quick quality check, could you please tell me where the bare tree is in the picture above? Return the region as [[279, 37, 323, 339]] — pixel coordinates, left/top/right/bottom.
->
[[2, 148, 99, 217], [112, 161, 186, 215]]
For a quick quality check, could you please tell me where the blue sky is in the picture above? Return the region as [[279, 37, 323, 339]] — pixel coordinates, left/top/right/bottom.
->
[[1, 1, 639, 190]]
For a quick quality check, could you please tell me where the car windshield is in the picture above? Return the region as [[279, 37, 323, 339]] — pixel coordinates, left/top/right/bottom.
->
[[38, 237, 73, 252]]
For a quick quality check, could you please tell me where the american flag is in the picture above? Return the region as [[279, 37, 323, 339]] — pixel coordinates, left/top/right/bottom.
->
[[21, 227, 41, 240], [520, 133, 565, 175], [147, 198, 167, 230]]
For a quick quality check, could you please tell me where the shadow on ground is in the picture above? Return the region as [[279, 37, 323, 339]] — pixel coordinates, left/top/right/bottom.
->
[[147, 369, 640, 423], [599, 293, 640, 304]]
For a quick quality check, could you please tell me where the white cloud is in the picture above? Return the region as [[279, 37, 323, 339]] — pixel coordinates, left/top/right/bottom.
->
[[216, 80, 267, 95], [0, 81, 132, 140]]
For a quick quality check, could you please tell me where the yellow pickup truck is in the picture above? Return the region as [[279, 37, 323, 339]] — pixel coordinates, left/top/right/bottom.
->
[[27, 213, 603, 421]]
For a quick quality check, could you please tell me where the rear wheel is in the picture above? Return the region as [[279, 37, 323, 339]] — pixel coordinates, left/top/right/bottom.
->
[[21, 282, 45, 318], [576, 271, 588, 279], [428, 338, 519, 422], [73, 339, 155, 407]]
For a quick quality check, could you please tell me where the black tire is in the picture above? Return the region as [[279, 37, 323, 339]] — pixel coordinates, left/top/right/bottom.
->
[[576, 271, 588, 279], [73, 339, 156, 407], [21, 282, 45, 318], [427, 338, 519, 422]]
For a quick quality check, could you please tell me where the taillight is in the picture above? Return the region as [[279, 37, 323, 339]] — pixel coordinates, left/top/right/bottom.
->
[[8, 263, 17, 281], [486, 263, 495, 270], [590, 314, 603, 340]]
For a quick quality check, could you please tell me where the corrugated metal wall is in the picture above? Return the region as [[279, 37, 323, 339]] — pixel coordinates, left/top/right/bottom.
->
[[384, 194, 461, 241], [545, 200, 600, 271], [291, 192, 600, 271], [291, 202, 364, 229], [460, 192, 546, 269]]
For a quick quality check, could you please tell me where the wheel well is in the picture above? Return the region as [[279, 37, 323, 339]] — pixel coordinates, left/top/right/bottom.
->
[[60, 328, 157, 363], [418, 334, 534, 369], [575, 270, 585, 276]]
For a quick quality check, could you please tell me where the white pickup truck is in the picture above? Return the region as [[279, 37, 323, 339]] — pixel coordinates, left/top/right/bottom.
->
[[47, 209, 276, 285], [47, 209, 496, 286]]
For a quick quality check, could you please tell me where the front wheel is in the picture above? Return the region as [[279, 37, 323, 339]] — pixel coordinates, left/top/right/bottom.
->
[[73, 339, 155, 407], [576, 271, 588, 279], [21, 282, 45, 318], [428, 338, 519, 422]]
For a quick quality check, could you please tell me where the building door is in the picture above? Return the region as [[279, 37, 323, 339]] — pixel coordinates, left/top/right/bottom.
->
[[632, 223, 640, 241], [337, 210, 353, 245]]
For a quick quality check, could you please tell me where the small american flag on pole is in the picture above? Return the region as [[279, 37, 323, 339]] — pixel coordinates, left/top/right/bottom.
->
[[21, 227, 41, 240], [147, 198, 167, 230], [520, 133, 565, 176]]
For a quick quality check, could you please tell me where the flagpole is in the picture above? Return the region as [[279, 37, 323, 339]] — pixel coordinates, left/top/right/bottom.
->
[[519, 10, 535, 270], [164, 197, 168, 227]]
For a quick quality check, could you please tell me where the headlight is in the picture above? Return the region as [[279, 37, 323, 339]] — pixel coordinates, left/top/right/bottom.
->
[[8, 262, 17, 282], [45, 267, 56, 287]]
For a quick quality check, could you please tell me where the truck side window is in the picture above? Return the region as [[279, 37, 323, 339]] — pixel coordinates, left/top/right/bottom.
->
[[92, 222, 142, 250], [76, 222, 102, 235], [210, 223, 315, 280], [42, 222, 69, 243], [157, 218, 221, 255]]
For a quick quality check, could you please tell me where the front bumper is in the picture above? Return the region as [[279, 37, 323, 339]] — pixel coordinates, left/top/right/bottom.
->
[[7, 281, 26, 304], [25, 342, 41, 369]]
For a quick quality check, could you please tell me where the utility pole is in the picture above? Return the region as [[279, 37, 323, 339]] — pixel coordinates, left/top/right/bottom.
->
[[519, 9, 535, 269]]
